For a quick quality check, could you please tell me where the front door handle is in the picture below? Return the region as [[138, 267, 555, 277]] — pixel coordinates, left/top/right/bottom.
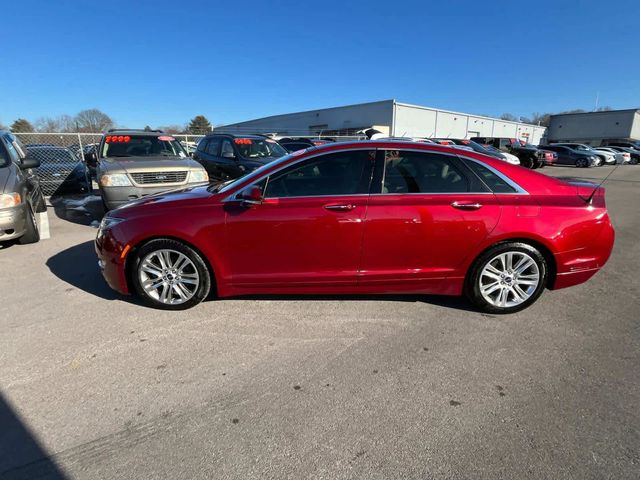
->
[[451, 201, 483, 211], [324, 203, 356, 212]]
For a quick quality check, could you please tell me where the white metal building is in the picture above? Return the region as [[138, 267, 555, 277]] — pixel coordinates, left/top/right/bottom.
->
[[547, 109, 640, 145], [218, 99, 547, 144]]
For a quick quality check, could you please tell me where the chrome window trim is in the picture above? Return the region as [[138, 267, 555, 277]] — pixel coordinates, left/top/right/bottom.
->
[[223, 147, 377, 202], [222, 145, 529, 202], [458, 155, 529, 195]]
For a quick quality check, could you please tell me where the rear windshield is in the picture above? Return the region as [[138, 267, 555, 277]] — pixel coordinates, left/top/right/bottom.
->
[[102, 135, 187, 158], [235, 139, 287, 159]]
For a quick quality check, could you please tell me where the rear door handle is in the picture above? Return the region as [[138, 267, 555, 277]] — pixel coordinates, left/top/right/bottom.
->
[[324, 203, 356, 212], [451, 201, 483, 211]]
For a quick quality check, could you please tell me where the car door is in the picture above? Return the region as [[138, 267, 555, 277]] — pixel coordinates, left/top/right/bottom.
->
[[223, 148, 376, 287], [193, 137, 223, 178], [217, 139, 245, 179], [2, 135, 42, 209], [358, 149, 501, 291]]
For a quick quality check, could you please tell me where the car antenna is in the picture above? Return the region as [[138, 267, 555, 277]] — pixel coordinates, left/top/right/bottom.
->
[[585, 161, 623, 204]]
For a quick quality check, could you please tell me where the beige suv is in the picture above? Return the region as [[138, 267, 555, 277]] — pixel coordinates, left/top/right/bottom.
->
[[90, 130, 208, 211]]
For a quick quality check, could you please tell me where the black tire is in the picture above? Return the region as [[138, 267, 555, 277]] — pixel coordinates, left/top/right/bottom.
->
[[131, 238, 212, 310], [575, 158, 589, 168], [18, 203, 40, 245], [465, 242, 548, 314], [34, 191, 47, 213], [630, 157, 638, 165]]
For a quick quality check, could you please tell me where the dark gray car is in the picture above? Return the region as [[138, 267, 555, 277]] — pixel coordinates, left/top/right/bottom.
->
[[0, 131, 46, 244]]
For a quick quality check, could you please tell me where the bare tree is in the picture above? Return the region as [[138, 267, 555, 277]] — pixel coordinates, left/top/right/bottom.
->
[[34, 114, 76, 132], [75, 109, 114, 133], [499, 113, 518, 122], [157, 124, 186, 134]]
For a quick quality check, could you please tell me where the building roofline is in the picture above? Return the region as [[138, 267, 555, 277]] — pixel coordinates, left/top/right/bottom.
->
[[550, 109, 640, 118], [394, 101, 543, 128], [220, 100, 395, 127], [219, 99, 547, 130]]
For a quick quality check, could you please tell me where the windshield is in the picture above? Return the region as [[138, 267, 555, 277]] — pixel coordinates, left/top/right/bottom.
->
[[235, 138, 287, 159], [215, 151, 295, 194], [102, 135, 187, 158]]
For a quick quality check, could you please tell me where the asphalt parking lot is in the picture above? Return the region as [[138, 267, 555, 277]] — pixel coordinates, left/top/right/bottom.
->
[[1, 165, 638, 479]]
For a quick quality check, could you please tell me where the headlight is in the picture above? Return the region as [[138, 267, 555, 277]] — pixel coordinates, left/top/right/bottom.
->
[[188, 169, 209, 183], [99, 173, 132, 187], [97, 216, 125, 239], [0, 193, 21, 209]]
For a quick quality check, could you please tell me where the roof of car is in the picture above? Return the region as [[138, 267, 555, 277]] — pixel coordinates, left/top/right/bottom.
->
[[204, 133, 269, 139], [105, 129, 167, 136]]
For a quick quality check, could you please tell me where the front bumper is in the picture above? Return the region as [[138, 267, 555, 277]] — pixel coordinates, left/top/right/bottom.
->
[[100, 184, 187, 210], [0, 203, 28, 241], [95, 228, 131, 295]]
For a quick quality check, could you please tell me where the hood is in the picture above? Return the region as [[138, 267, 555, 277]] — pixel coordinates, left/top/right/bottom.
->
[[113, 184, 215, 215], [102, 156, 202, 172], [0, 165, 12, 192]]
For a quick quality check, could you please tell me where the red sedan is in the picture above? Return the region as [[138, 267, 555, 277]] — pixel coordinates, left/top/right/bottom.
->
[[95, 141, 614, 313]]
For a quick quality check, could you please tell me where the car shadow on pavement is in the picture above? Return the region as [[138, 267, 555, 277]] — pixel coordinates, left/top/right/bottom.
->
[[224, 293, 478, 313], [46, 240, 125, 301], [49, 193, 105, 227], [0, 393, 69, 479]]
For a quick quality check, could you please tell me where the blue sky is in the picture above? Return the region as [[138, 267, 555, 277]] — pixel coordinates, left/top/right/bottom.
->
[[1, 0, 638, 128]]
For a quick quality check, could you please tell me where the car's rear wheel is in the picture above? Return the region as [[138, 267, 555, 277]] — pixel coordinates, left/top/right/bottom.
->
[[132, 239, 211, 310], [18, 203, 40, 245], [465, 242, 547, 314]]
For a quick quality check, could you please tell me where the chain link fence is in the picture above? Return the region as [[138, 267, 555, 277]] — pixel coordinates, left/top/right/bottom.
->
[[14, 133, 101, 196]]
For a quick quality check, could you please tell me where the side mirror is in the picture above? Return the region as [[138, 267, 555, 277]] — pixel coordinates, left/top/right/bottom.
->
[[20, 156, 40, 170], [84, 152, 98, 166], [236, 185, 263, 205]]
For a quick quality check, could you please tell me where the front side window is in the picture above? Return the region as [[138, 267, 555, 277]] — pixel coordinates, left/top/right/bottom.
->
[[264, 150, 375, 198], [382, 150, 469, 194], [221, 140, 235, 158]]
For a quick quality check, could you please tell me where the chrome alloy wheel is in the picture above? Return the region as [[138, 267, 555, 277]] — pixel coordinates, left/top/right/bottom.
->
[[138, 249, 200, 305], [479, 251, 540, 308]]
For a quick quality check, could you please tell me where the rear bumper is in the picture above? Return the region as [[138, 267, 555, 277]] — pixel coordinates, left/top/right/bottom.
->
[[0, 203, 28, 241], [551, 214, 615, 290]]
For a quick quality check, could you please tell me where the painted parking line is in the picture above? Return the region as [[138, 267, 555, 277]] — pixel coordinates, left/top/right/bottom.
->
[[39, 211, 50, 240]]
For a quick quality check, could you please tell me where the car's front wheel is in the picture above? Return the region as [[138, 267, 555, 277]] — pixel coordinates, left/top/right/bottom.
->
[[575, 158, 589, 168], [132, 239, 212, 310], [465, 242, 548, 314], [18, 203, 40, 245]]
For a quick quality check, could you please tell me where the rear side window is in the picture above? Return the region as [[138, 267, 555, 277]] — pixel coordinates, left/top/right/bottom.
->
[[464, 159, 517, 193], [382, 150, 469, 193], [197, 138, 208, 152], [205, 138, 221, 156]]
